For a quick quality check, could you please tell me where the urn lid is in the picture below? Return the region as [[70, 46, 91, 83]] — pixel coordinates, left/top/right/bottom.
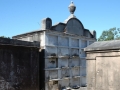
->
[[68, 1, 76, 14]]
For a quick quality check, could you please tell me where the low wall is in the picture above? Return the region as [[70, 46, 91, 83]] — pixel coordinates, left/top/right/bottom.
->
[[0, 38, 40, 90]]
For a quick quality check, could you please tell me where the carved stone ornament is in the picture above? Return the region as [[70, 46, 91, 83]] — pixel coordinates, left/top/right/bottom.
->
[[68, 1, 76, 14]]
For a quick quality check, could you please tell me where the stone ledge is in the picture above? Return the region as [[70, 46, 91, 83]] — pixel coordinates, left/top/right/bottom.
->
[[0, 37, 40, 48], [80, 87, 87, 90]]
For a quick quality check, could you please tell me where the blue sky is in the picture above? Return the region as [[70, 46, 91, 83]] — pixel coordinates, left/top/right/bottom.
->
[[0, 0, 120, 39]]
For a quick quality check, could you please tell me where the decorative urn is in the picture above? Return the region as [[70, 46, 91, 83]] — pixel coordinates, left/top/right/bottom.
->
[[68, 1, 76, 14]]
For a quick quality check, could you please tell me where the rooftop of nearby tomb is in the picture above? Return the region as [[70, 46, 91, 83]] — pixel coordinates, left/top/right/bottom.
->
[[84, 40, 120, 51], [0, 37, 40, 48]]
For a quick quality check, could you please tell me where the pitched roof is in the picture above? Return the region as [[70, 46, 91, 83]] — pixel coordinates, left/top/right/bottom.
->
[[84, 40, 120, 51]]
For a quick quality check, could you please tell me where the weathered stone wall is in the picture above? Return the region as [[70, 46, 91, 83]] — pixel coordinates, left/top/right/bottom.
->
[[84, 40, 120, 90], [0, 38, 40, 90]]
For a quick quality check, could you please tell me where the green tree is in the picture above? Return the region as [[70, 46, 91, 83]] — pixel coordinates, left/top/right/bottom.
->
[[0, 36, 10, 39], [98, 27, 120, 41]]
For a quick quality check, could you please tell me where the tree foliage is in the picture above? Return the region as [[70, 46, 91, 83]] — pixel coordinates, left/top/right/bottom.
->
[[98, 27, 120, 41], [0, 36, 10, 39]]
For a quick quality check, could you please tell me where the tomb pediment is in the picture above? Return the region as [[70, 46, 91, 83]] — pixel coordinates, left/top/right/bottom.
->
[[65, 18, 84, 36]]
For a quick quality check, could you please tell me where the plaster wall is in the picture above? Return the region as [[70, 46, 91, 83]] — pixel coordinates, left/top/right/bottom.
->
[[44, 31, 96, 90], [86, 50, 120, 90]]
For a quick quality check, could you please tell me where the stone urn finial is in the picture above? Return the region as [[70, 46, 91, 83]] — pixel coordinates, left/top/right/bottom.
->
[[68, 1, 76, 14]]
